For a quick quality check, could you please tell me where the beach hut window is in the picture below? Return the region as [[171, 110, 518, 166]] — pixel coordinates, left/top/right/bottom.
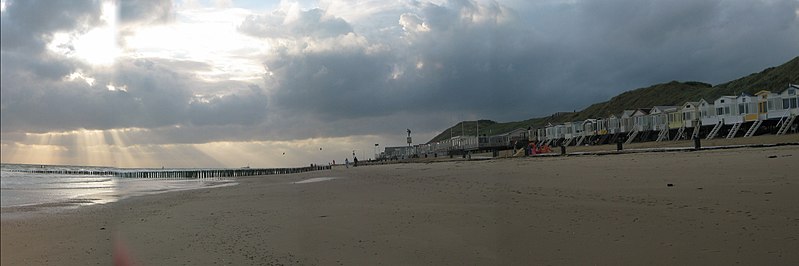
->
[[792, 98, 798, 108], [784, 99, 791, 109], [738, 104, 749, 114]]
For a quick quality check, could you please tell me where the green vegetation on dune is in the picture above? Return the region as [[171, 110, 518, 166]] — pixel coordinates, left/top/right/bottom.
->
[[428, 56, 799, 144]]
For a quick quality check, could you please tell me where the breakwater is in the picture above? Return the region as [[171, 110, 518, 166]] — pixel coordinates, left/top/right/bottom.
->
[[6, 165, 332, 179]]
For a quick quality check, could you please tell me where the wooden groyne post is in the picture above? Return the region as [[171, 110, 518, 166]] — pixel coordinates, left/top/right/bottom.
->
[[11, 165, 332, 179]]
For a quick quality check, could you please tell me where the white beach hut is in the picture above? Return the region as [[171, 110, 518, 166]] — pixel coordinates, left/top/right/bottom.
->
[[632, 109, 652, 132], [756, 90, 782, 120], [679, 102, 700, 128], [650, 106, 679, 131], [620, 110, 636, 133], [699, 99, 718, 126], [779, 84, 799, 116], [713, 96, 738, 125], [735, 93, 759, 123], [607, 114, 621, 134]]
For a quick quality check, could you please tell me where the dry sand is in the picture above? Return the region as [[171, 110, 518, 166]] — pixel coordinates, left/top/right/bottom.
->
[[2, 145, 799, 265]]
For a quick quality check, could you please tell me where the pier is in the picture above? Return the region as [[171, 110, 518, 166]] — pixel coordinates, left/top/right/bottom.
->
[[6, 165, 332, 179]]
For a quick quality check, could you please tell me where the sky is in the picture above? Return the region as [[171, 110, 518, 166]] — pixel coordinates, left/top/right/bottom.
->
[[1, 0, 798, 168]]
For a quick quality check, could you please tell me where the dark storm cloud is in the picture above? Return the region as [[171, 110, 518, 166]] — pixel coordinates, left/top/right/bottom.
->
[[247, 0, 799, 130], [246, 0, 546, 125], [0, 57, 269, 133]]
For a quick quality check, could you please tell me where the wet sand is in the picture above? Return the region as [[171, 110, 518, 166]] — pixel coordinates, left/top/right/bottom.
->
[[2, 145, 799, 265]]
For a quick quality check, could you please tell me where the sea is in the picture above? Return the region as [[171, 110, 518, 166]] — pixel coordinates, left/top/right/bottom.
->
[[0, 163, 236, 212]]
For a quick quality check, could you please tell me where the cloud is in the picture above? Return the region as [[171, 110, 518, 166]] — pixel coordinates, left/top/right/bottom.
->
[[1, 57, 269, 133], [0, 0, 101, 52], [239, 7, 353, 39], [118, 0, 174, 26]]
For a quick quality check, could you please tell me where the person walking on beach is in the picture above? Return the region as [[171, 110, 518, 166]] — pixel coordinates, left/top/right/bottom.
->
[[345, 158, 349, 168]]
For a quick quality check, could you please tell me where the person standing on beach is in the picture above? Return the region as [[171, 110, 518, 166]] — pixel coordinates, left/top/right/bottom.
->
[[345, 158, 349, 168]]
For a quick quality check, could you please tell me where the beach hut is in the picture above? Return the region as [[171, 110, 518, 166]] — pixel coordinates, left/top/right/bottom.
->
[[620, 110, 636, 133], [755, 90, 773, 120], [582, 119, 597, 136], [505, 128, 529, 144], [632, 109, 652, 132], [596, 118, 608, 135], [756, 90, 784, 120], [679, 102, 700, 128], [699, 99, 718, 126], [735, 93, 759, 123], [650, 106, 679, 131], [779, 84, 799, 116], [562, 122, 574, 139], [713, 96, 738, 125], [607, 114, 621, 134], [544, 123, 557, 142], [718, 93, 759, 138], [668, 107, 684, 130], [536, 128, 546, 142], [649, 106, 677, 141]]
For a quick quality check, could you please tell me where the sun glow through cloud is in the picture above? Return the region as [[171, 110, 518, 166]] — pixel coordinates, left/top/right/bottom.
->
[[2, 128, 389, 168], [46, 1, 120, 66], [123, 6, 268, 82]]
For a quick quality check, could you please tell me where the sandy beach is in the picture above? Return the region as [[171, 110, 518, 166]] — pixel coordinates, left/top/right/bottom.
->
[[3, 145, 799, 265]]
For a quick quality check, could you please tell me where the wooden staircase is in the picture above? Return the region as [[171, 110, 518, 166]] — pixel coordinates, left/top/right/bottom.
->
[[673, 125, 686, 141], [725, 122, 742, 139], [625, 129, 639, 145], [692, 124, 701, 139], [743, 120, 763, 138], [705, 121, 723, 140], [562, 137, 574, 146], [777, 114, 797, 135], [656, 127, 670, 142], [575, 135, 586, 146]]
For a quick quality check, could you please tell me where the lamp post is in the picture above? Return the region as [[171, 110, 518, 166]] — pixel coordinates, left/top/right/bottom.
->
[[406, 129, 412, 147]]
